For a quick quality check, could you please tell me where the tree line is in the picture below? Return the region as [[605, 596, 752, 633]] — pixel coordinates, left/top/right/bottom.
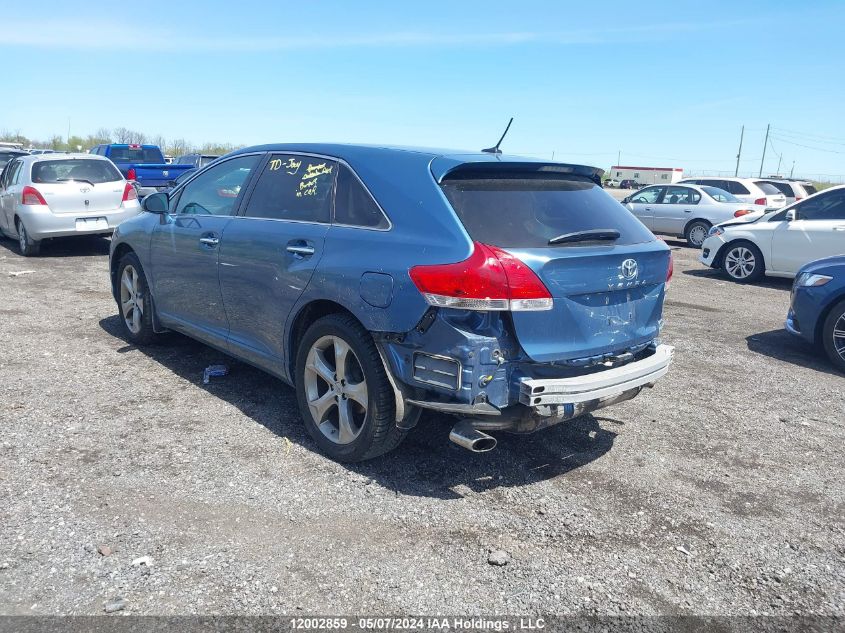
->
[[0, 127, 242, 157]]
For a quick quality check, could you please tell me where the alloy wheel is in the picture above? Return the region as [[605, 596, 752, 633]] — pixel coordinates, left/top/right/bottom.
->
[[119, 265, 144, 334], [724, 246, 756, 279], [834, 314, 845, 363], [303, 335, 368, 445]]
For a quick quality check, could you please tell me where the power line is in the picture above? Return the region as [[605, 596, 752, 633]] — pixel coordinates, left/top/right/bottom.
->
[[769, 135, 845, 155], [771, 126, 845, 145]]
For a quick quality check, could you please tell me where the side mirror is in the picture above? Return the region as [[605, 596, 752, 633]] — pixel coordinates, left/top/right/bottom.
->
[[622, 196, 631, 203], [142, 192, 169, 214], [785, 209, 796, 221]]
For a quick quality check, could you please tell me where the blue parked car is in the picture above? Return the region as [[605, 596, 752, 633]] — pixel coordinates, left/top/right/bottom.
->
[[786, 256, 845, 372], [109, 144, 674, 461]]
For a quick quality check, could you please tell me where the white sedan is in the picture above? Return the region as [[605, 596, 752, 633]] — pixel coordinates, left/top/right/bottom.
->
[[699, 185, 845, 282], [623, 183, 764, 247]]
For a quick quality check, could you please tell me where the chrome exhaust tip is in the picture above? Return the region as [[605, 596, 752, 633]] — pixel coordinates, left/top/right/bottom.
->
[[449, 420, 497, 452]]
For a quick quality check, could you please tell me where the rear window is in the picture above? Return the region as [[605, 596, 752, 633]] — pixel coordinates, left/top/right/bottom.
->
[[107, 146, 164, 163], [199, 155, 219, 167], [754, 182, 782, 195], [31, 159, 122, 184], [0, 151, 25, 167], [440, 172, 654, 248]]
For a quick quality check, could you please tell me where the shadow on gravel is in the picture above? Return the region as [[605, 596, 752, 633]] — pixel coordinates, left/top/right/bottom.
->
[[746, 328, 839, 377], [100, 315, 618, 499], [0, 235, 110, 258]]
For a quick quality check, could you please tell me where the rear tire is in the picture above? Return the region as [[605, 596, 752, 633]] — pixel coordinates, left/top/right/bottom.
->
[[721, 241, 764, 283], [16, 218, 40, 257], [115, 253, 158, 345], [822, 299, 845, 373], [684, 220, 711, 249], [295, 313, 407, 462]]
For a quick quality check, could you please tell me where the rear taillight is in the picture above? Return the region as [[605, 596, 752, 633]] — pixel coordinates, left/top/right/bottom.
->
[[734, 209, 752, 218], [126, 167, 137, 180], [754, 197, 767, 206], [795, 197, 803, 202], [409, 242, 553, 312], [21, 186, 47, 206], [122, 182, 137, 202]]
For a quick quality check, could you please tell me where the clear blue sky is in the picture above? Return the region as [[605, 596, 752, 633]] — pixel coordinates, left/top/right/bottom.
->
[[2, 0, 844, 179]]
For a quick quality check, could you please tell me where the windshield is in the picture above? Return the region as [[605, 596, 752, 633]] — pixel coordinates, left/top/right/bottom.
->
[[702, 186, 740, 203], [31, 159, 123, 184], [440, 172, 655, 248], [107, 146, 164, 163]]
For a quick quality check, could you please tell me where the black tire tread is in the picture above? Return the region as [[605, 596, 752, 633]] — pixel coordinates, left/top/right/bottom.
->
[[116, 253, 158, 345], [822, 299, 845, 373]]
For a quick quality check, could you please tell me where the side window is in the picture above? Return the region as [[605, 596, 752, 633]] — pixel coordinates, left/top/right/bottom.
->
[[728, 181, 750, 195], [173, 154, 260, 216], [242, 154, 336, 222], [795, 189, 845, 221], [334, 165, 389, 229], [8, 160, 23, 186], [631, 187, 663, 204], [690, 189, 701, 204], [661, 186, 695, 204]]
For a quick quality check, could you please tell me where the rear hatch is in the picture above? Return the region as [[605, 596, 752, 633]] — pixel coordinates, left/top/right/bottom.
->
[[437, 163, 670, 363], [30, 158, 126, 214], [754, 181, 787, 208]]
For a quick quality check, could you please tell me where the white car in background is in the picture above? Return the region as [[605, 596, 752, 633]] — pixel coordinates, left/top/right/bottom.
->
[[756, 179, 817, 205], [622, 183, 764, 247], [699, 185, 845, 282], [0, 153, 141, 256], [679, 177, 787, 210]]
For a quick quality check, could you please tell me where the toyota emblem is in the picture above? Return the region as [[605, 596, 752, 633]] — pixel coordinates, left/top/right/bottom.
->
[[621, 259, 638, 280], [80, 187, 91, 193]]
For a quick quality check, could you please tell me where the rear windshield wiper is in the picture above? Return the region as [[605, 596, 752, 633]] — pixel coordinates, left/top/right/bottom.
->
[[57, 178, 95, 187], [548, 229, 621, 245]]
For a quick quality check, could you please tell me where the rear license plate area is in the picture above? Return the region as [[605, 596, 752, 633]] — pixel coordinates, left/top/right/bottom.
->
[[75, 217, 108, 231]]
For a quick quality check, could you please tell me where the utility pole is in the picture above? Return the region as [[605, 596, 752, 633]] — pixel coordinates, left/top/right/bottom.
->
[[67, 117, 71, 144], [776, 154, 782, 176], [758, 123, 770, 177], [790, 161, 795, 178], [617, 150, 621, 167], [734, 125, 744, 176]]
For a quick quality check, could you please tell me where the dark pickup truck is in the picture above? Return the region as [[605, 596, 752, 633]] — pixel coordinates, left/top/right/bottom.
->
[[89, 144, 193, 198]]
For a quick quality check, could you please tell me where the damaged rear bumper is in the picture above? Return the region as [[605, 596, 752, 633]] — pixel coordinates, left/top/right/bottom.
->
[[403, 344, 674, 434]]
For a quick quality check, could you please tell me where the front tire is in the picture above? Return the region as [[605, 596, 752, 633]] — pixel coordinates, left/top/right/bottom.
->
[[684, 220, 710, 249], [295, 313, 407, 462], [721, 241, 764, 283], [822, 300, 845, 373], [16, 218, 41, 257], [115, 253, 157, 345]]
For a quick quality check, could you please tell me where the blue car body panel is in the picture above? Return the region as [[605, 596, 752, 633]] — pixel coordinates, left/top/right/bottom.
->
[[787, 256, 845, 345], [96, 144, 193, 189], [110, 143, 671, 413]]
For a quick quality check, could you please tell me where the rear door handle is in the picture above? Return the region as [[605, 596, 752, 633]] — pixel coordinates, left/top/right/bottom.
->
[[199, 236, 219, 246], [833, 226, 845, 231], [286, 245, 315, 256]]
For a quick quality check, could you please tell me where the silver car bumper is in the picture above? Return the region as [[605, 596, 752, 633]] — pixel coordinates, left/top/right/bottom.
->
[[18, 204, 142, 240], [519, 344, 674, 406]]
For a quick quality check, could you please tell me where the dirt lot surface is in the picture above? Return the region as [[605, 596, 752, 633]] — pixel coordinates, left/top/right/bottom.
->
[[0, 234, 842, 617]]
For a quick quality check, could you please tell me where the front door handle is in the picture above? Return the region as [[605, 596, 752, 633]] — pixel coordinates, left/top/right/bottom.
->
[[684, 209, 692, 213], [644, 207, 652, 211], [833, 226, 845, 231], [286, 245, 315, 256], [199, 236, 219, 246]]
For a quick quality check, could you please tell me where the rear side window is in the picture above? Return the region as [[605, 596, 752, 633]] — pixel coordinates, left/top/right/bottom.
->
[[107, 146, 164, 163], [242, 154, 336, 223], [723, 181, 749, 195], [802, 184, 817, 195], [757, 181, 792, 196], [31, 159, 122, 184], [440, 172, 654, 248], [754, 182, 781, 195], [334, 165, 389, 229]]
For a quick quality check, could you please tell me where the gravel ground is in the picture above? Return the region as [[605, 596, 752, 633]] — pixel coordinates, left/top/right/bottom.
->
[[0, 234, 843, 617]]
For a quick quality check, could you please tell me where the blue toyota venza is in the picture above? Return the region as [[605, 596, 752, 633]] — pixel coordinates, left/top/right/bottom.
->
[[109, 144, 674, 461]]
